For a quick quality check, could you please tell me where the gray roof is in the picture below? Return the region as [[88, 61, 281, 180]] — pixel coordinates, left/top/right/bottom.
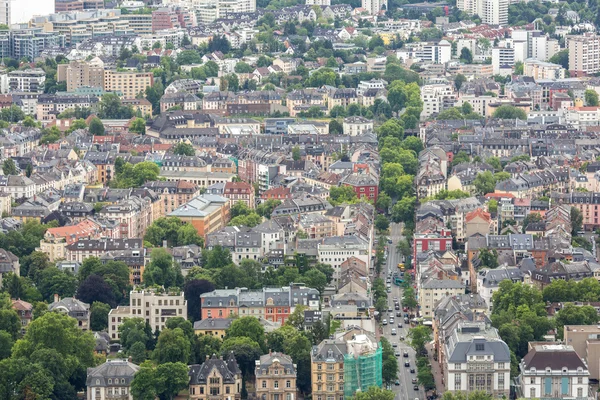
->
[[421, 279, 465, 290], [193, 318, 233, 330], [256, 352, 296, 376], [86, 359, 139, 387], [189, 353, 241, 385], [448, 337, 511, 363], [311, 338, 347, 362]]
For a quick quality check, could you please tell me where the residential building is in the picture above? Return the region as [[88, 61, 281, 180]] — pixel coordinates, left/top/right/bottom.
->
[[357, 79, 386, 97], [38, 218, 104, 262], [36, 94, 99, 122], [142, 180, 200, 215], [567, 33, 600, 77], [420, 279, 465, 318], [49, 296, 90, 330], [189, 353, 242, 400], [11, 299, 32, 335], [57, 59, 105, 93], [311, 338, 347, 400], [564, 325, 600, 381], [103, 70, 153, 99], [481, 0, 508, 25], [492, 47, 515, 75], [193, 318, 232, 338], [343, 332, 382, 398], [108, 288, 187, 340], [318, 236, 369, 284], [361, 0, 386, 14], [0, 0, 54, 25], [255, 352, 297, 400], [9, 69, 46, 93], [519, 344, 589, 399], [0, 248, 18, 286], [341, 172, 379, 202], [420, 84, 456, 119], [168, 194, 231, 237], [223, 181, 255, 209], [524, 59, 565, 80], [444, 322, 511, 397], [342, 116, 373, 136], [86, 359, 140, 400]]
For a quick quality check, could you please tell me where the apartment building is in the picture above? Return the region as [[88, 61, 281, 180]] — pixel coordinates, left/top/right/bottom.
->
[[38, 218, 104, 262], [223, 181, 255, 209], [169, 194, 231, 237], [9, 69, 46, 93], [567, 33, 600, 77], [142, 180, 200, 215], [420, 278, 465, 318], [189, 354, 242, 400], [564, 325, 600, 381], [86, 359, 139, 400], [57, 59, 105, 92], [361, 0, 386, 14], [37, 94, 99, 122], [119, 14, 152, 34], [318, 236, 370, 284], [256, 352, 297, 400], [519, 344, 589, 399], [108, 288, 187, 340], [311, 338, 347, 400], [103, 70, 153, 99], [492, 47, 515, 74], [49, 296, 90, 330], [342, 116, 373, 136], [420, 84, 456, 119], [524, 59, 565, 80]]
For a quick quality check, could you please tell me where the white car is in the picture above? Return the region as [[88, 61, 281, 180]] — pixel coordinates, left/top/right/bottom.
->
[[391, 328, 397, 335], [382, 319, 388, 325]]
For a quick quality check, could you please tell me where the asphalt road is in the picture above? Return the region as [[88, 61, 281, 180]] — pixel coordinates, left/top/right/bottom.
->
[[380, 223, 424, 400]]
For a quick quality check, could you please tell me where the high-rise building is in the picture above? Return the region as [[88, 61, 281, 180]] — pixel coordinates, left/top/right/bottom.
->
[[567, 33, 600, 77], [458, 0, 507, 25], [57, 59, 105, 92], [103, 70, 153, 99], [492, 46, 515, 74], [194, 0, 256, 23], [361, 0, 387, 15], [0, 0, 55, 26]]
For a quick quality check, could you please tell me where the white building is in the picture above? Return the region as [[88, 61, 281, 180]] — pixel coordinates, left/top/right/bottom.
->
[[361, 0, 386, 14], [343, 116, 374, 136], [456, 95, 496, 117], [318, 236, 369, 284], [306, 0, 330, 4], [524, 59, 565, 80], [481, 0, 508, 25], [492, 46, 515, 74], [108, 289, 187, 340], [445, 321, 511, 397], [419, 278, 464, 318], [567, 33, 600, 77], [0, 0, 54, 25], [399, 41, 452, 64], [519, 344, 589, 399], [194, 0, 256, 23], [8, 69, 46, 93], [420, 83, 456, 119], [565, 106, 600, 130], [357, 78, 386, 97]]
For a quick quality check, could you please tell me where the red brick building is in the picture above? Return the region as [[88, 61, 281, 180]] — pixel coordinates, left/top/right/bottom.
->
[[341, 172, 379, 202], [223, 181, 255, 209], [412, 229, 453, 267]]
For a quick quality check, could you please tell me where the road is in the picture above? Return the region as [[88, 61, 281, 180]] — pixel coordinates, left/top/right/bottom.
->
[[380, 223, 424, 400]]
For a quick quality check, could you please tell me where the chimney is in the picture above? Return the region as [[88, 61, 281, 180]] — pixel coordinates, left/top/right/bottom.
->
[[269, 349, 272, 356], [206, 354, 210, 360], [53, 293, 59, 303]]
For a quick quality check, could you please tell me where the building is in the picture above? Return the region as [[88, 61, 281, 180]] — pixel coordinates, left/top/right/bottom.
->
[[343, 332, 382, 399], [86, 359, 140, 400], [492, 47, 515, 75], [223, 181, 255, 209], [103, 70, 153, 99], [37, 94, 99, 122], [255, 352, 297, 400], [341, 172, 379, 203], [361, 0, 386, 14], [193, 318, 232, 338], [524, 59, 565, 80], [420, 279, 465, 318], [189, 353, 242, 400], [10, 29, 66, 61], [168, 194, 231, 237], [519, 344, 589, 399], [57, 59, 105, 93], [108, 288, 187, 340], [142, 180, 200, 215], [11, 298, 32, 335], [0, 248, 18, 286], [49, 296, 90, 330], [55, 0, 84, 12], [567, 33, 600, 77], [311, 338, 347, 400], [444, 322, 511, 397], [318, 236, 369, 284], [0, 0, 54, 25], [194, 0, 256, 23], [564, 325, 600, 381], [8, 69, 46, 93], [420, 84, 456, 119], [481, 0, 508, 25], [342, 116, 373, 136], [39, 218, 104, 262]]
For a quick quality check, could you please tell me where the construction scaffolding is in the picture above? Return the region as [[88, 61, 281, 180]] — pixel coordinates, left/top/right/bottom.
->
[[343, 335, 383, 399]]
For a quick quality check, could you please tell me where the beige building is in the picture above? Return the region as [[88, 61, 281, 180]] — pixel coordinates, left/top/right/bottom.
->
[[57, 59, 105, 92], [256, 352, 297, 400], [86, 359, 139, 400], [420, 279, 465, 318], [189, 354, 242, 400], [104, 70, 153, 99], [567, 33, 600, 77], [107, 289, 187, 340], [523, 59, 565, 80], [564, 325, 600, 381], [311, 338, 347, 400], [464, 208, 492, 239]]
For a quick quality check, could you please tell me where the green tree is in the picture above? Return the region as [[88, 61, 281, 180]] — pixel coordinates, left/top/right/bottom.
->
[[328, 185, 358, 206], [375, 214, 389, 232], [454, 74, 467, 91], [473, 171, 496, 195], [2, 159, 17, 175], [130, 117, 146, 134], [460, 47, 473, 63], [90, 301, 111, 331], [192, 333, 222, 363], [492, 105, 527, 120], [549, 49, 569, 69], [0, 331, 13, 360], [153, 328, 191, 364], [408, 325, 432, 354], [292, 146, 301, 161], [514, 61, 524, 75], [143, 248, 183, 289], [353, 386, 395, 400], [226, 316, 266, 352], [302, 269, 329, 294], [172, 142, 195, 156], [89, 117, 105, 135], [221, 336, 261, 378], [478, 248, 498, 269], [131, 361, 189, 400], [119, 318, 149, 351], [571, 207, 583, 235]]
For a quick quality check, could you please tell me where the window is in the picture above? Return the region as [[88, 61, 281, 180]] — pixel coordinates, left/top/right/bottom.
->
[[454, 364, 461, 370], [454, 374, 461, 389], [561, 377, 568, 395], [108, 379, 112, 384], [498, 363, 505, 369], [530, 388, 536, 398], [475, 344, 484, 351], [286, 380, 291, 388], [578, 388, 583, 398], [274, 381, 279, 389], [287, 395, 291, 400], [317, 364, 322, 371], [226, 387, 230, 394], [578, 377, 583, 384], [210, 378, 220, 385], [210, 387, 219, 396], [262, 381, 267, 388], [545, 377, 552, 395]]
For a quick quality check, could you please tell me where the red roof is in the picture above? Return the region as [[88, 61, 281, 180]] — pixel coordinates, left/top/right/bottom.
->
[[45, 219, 100, 244], [465, 208, 491, 224], [12, 299, 32, 311], [485, 192, 515, 199]]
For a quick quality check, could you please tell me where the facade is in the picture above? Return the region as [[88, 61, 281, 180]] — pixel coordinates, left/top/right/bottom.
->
[[223, 181, 255, 209], [342, 116, 373, 136], [567, 33, 600, 77], [8, 69, 46, 93], [524, 59, 565, 80], [11, 299, 32, 335], [318, 236, 370, 284], [420, 84, 456, 119], [39, 218, 104, 262], [519, 344, 589, 399], [193, 318, 232, 338], [311, 338, 347, 400], [103, 70, 153, 99], [419, 279, 465, 318], [189, 353, 242, 400], [57, 59, 105, 92], [168, 194, 231, 237], [86, 359, 139, 400], [341, 172, 379, 203], [361, 0, 386, 14], [564, 325, 600, 381], [255, 352, 297, 400], [0, 248, 19, 286], [49, 296, 90, 330], [37, 94, 99, 122], [108, 288, 187, 340]]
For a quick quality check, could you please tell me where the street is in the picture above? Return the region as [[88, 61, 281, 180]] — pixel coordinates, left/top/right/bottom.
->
[[380, 222, 424, 400]]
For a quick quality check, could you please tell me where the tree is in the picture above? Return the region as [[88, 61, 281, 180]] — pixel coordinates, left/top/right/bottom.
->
[[2, 159, 17, 175], [571, 207, 583, 235], [555, 303, 598, 339], [302, 268, 329, 294], [478, 248, 498, 269], [256, 199, 281, 218], [585, 89, 599, 106], [401, 136, 424, 154], [184, 279, 215, 321], [172, 142, 195, 156], [129, 341, 147, 364], [514, 61, 524, 75], [292, 146, 301, 161], [396, 239, 411, 258], [329, 119, 343, 134], [353, 386, 395, 400], [143, 248, 183, 289], [221, 336, 261, 377], [375, 214, 390, 232], [89, 117, 105, 135], [226, 317, 266, 352], [0, 331, 13, 360], [549, 49, 569, 69], [90, 301, 111, 331], [77, 274, 116, 308], [488, 199, 498, 214], [131, 361, 189, 400], [460, 47, 473, 63], [35, 267, 78, 302], [144, 217, 204, 248], [153, 328, 191, 364], [192, 333, 222, 363], [441, 392, 493, 400], [454, 74, 467, 91], [473, 171, 496, 195], [119, 318, 149, 351], [0, 105, 25, 122], [328, 185, 358, 206], [408, 325, 432, 354], [492, 105, 527, 120], [130, 117, 146, 134], [176, 50, 202, 65]]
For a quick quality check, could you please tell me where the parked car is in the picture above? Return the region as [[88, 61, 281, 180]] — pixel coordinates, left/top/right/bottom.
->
[[410, 368, 415, 373], [395, 351, 401, 357], [391, 329, 397, 335], [404, 362, 410, 367], [413, 385, 419, 391], [404, 351, 409, 357], [392, 343, 398, 348]]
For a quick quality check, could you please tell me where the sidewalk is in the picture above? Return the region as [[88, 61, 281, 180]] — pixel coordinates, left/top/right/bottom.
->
[[425, 342, 445, 394]]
